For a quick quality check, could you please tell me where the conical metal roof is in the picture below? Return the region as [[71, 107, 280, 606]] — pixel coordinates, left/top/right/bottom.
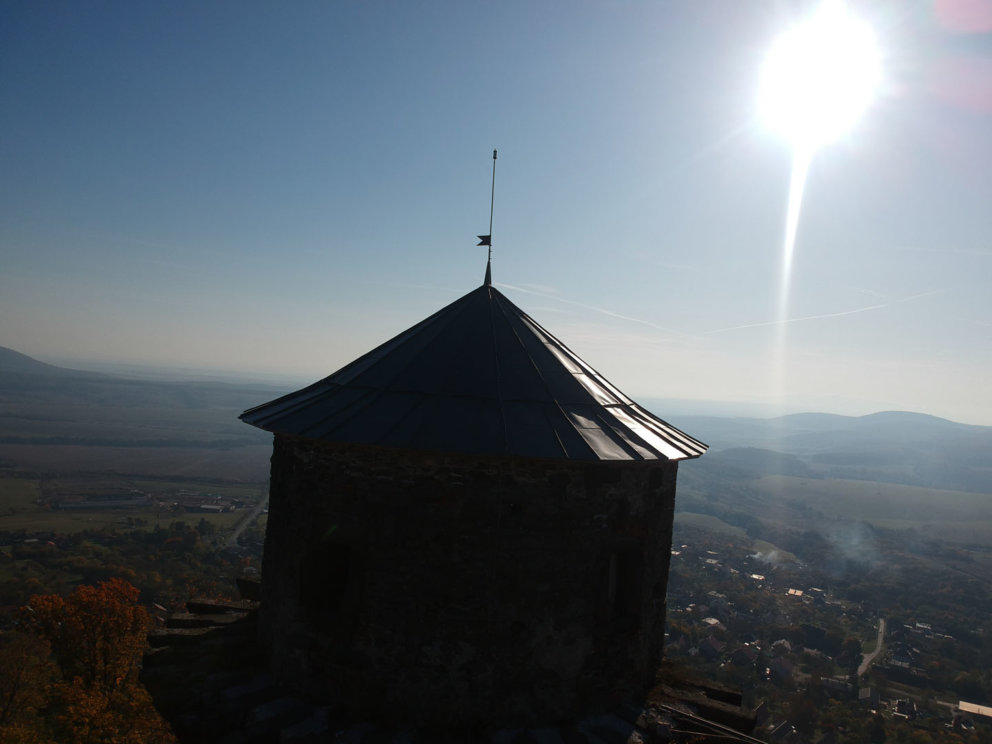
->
[[240, 283, 706, 461]]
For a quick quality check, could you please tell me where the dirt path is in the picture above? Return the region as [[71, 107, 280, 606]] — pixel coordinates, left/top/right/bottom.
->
[[859, 618, 886, 676], [227, 495, 268, 547]]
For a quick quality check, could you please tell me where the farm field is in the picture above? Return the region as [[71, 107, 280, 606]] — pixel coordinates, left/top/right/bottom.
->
[[674, 511, 748, 537], [0, 473, 265, 535], [750, 474, 992, 544], [0, 443, 270, 535], [0, 502, 258, 535], [0, 443, 271, 482], [0, 401, 267, 445], [673, 511, 797, 561]]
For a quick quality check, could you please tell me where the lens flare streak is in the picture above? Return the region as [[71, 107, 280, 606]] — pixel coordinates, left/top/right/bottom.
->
[[759, 0, 882, 412], [779, 146, 813, 324]]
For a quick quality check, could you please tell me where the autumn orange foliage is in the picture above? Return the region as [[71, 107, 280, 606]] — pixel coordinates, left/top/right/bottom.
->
[[0, 578, 176, 744], [0, 631, 55, 743], [27, 577, 148, 693]]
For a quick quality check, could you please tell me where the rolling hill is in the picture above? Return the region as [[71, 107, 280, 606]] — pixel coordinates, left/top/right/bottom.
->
[[2, 345, 990, 493], [674, 410, 992, 494], [0, 345, 290, 447]]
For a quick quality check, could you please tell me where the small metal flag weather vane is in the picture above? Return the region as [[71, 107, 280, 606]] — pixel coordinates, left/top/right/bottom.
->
[[478, 149, 497, 286]]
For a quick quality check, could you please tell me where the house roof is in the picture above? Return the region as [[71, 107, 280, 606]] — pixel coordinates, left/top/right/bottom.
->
[[240, 281, 706, 461]]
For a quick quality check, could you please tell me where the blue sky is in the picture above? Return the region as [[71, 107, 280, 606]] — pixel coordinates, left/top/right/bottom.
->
[[2, 1, 991, 424]]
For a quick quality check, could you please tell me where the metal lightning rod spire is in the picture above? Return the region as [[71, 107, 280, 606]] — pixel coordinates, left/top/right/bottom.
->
[[478, 149, 497, 286], [488, 149, 497, 267]]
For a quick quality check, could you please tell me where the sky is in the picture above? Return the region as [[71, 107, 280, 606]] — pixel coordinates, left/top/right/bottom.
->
[[2, 1, 991, 424]]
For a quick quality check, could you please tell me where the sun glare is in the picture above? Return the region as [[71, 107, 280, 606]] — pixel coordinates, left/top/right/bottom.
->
[[759, 1, 882, 415], [759, 0, 881, 149]]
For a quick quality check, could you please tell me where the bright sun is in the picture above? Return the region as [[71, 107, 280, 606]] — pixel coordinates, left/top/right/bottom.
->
[[759, 0, 881, 150]]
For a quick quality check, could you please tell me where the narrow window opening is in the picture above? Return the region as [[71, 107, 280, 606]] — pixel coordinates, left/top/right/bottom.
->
[[607, 553, 618, 613], [607, 549, 643, 627], [300, 541, 351, 621]]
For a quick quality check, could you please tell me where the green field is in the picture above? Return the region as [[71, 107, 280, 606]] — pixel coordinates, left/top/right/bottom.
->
[[675, 511, 748, 537], [674, 511, 797, 561], [0, 477, 41, 514], [0, 474, 265, 535], [0, 442, 271, 482], [0, 505, 249, 535], [0, 401, 271, 446], [750, 474, 992, 544]]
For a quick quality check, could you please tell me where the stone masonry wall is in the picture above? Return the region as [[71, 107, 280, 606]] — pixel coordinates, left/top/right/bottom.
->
[[260, 434, 679, 729]]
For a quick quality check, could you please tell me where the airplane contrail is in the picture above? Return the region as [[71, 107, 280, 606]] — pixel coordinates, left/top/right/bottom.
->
[[499, 283, 942, 342], [498, 281, 695, 338], [706, 290, 942, 335]]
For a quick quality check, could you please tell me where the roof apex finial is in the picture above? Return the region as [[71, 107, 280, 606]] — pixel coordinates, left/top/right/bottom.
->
[[477, 149, 497, 286]]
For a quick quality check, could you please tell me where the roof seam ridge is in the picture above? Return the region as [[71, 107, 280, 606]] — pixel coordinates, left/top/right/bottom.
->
[[487, 286, 510, 452], [493, 290, 580, 452]]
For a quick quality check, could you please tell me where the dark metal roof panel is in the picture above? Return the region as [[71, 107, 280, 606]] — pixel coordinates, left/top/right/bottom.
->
[[241, 283, 707, 461]]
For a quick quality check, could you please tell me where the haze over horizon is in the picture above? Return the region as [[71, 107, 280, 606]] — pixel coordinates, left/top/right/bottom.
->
[[2, 2, 991, 425]]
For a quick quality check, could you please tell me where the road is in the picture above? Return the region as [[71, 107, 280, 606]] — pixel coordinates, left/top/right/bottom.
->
[[858, 618, 887, 676], [227, 496, 269, 547]]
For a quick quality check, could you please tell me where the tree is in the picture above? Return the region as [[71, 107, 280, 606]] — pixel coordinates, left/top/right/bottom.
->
[[195, 518, 216, 537], [53, 675, 172, 744], [865, 711, 887, 743], [785, 690, 817, 736], [841, 636, 863, 670], [0, 631, 56, 737], [15, 578, 175, 744], [26, 577, 148, 692], [952, 671, 986, 700]]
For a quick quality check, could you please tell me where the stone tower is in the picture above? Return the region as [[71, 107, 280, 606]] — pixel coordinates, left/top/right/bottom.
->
[[240, 271, 706, 730]]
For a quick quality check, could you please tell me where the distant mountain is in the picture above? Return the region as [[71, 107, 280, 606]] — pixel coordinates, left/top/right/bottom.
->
[[0, 345, 292, 447], [677, 410, 992, 494], [0, 345, 100, 377], [3, 346, 990, 491], [701, 447, 815, 478], [0, 346, 290, 409], [674, 410, 986, 450]]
